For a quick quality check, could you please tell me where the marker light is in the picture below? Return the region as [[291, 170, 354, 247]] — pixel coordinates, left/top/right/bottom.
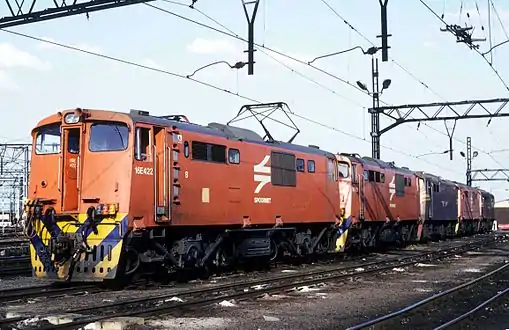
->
[[64, 113, 80, 124], [95, 203, 119, 215]]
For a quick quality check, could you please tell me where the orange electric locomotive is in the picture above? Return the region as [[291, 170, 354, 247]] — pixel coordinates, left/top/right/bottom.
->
[[25, 103, 348, 282]]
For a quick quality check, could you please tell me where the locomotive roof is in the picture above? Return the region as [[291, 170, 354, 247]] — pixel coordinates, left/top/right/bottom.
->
[[129, 111, 335, 158], [341, 154, 415, 175]]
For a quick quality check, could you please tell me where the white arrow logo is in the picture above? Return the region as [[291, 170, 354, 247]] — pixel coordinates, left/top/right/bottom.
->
[[254, 155, 271, 194], [389, 175, 395, 202]]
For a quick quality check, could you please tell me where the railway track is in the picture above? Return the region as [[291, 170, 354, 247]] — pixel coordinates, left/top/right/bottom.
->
[[2, 234, 500, 330], [0, 283, 102, 304], [346, 260, 509, 330], [0, 256, 30, 277]]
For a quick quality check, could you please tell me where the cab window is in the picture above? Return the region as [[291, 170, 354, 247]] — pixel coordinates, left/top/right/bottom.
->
[[89, 122, 129, 152], [35, 123, 61, 155], [135, 127, 151, 161], [338, 162, 350, 178], [67, 129, 80, 154]]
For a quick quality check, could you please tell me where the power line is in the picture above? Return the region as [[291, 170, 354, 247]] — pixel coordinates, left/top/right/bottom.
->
[[418, 0, 509, 170], [317, 0, 505, 164], [1, 28, 460, 175], [319, 0, 508, 170], [1, 28, 258, 103], [150, 0, 495, 173], [152, 1, 450, 152], [145, 2, 370, 97], [319, 0, 448, 101], [420, 0, 509, 91], [156, 1, 447, 152]]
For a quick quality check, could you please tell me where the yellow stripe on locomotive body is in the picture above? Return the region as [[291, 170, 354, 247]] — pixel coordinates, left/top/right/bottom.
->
[[29, 211, 128, 282]]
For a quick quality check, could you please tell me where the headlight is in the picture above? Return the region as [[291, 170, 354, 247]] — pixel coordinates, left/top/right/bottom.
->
[[64, 113, 80, 124]]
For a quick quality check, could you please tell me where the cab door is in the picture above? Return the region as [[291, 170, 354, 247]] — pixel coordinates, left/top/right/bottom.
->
[[154, 126, 171, 222], [61, 126, 82, 212], [133, 124, 155, 224], [133, 124, 171, 224]]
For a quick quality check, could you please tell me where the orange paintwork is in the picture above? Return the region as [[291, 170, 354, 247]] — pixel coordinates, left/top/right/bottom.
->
[[457, 184, 481, 220], [337, 155, 420, 222], [168, 130, 340, 226], [30, 109, 132, 217], [30, 109, 341, 231]]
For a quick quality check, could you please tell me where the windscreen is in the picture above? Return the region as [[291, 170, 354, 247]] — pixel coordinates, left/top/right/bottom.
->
[[89, 122, 129, 152], [35, 123, 61, 154]]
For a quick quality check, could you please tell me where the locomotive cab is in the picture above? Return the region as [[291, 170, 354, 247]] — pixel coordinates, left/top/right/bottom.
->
[[26, 109, 132, 282]]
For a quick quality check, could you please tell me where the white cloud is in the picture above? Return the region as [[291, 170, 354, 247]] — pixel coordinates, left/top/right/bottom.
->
[[186, 38, 238, 54], [423, 41, 434, 48], [0, 43, 51, 71], [139, 58, 163, 70], [0, 70, 19, 92]]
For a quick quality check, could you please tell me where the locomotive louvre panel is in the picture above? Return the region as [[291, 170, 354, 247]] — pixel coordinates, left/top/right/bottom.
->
[[270, 151, 297, 187], [191, 141, 227, 163]]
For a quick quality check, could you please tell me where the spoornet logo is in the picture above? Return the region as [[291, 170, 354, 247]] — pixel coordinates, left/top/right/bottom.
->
[[253, 155, 271, 204], [389, 175, 396, 208]]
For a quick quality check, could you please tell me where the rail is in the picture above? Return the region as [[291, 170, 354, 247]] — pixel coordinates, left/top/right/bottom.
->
[[9, 235, 499, 330], [432, 286, 509, 329], [346, 261, 509, 330]]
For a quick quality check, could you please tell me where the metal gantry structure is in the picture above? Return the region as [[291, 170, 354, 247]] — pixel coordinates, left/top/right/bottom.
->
[[369, 98, 509, 160], [0, 144, 31, 223], [0, 0, 154, 28], [470, 169, 509, 184]]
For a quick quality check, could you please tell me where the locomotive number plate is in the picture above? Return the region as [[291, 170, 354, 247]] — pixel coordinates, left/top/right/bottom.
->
[[135, 166, 154, 175]]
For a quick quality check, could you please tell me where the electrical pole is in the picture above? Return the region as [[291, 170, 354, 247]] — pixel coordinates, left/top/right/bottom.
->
[[242, 0, 260, 75], [466, 136, 472, 186], [378, 0, 391, 62], [370, 57, 381, 159]]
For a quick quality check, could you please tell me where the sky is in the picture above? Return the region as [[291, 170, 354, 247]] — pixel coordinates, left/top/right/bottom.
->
[[0, 0, 509, 201]]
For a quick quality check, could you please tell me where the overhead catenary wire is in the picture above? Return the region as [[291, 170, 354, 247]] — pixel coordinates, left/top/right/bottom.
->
[[154, 0, 506, 168], [318, 0, 507, 166], [419, 0, 509, 92], [0, 28, 460, 175], [153, 1, 455, 154], [418, 0, 509, 170]]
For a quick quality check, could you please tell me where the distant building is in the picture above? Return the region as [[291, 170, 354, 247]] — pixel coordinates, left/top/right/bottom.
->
[[495, 199, 509, 231]]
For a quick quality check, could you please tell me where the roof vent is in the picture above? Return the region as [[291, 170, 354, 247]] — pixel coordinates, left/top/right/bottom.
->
[[308, 144, 320, 149], [130, 109, 149, 116]]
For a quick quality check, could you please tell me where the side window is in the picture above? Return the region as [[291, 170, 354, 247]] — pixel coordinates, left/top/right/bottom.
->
[[271, 151, 297, 187], [433, 183, 440, 192], [35, 123, 61, 154], [363, 170, 369, 181], [380, 173, 385, 183], [307, 160, 315, 173], [135, 127, 151, 161], [351, 164, 358, 184], [296, 158, 305, 172], [67, 129, 80, 154], [327, 158, 335, 181], [191, 141, 226, 163], [228, 148, 240, 164], [338, 162, 350, 178], [368, 170, 376, 182], [184, 141, 189, 158], [395, 174, 405, 196]]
